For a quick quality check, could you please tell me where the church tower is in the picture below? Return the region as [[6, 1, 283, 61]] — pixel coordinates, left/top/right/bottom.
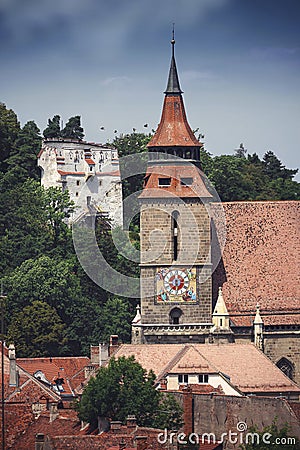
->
[[132, 36, 214, 344]]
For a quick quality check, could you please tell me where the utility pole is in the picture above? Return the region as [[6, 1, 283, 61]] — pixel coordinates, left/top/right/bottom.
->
[[0, 282, 6, 450]]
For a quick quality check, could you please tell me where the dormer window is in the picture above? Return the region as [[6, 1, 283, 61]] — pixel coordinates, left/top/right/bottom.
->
[[158, 177, 171, 186], [53, 377, 65, 392], [180, 177, 193, 186], [198, 374, 209, 383]]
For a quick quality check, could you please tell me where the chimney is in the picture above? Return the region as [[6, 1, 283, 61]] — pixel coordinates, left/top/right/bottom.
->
[[135, 436, 147, 450], [126, 415, 137, 429], [159, 378, 168, 390], [109, 335, 119, 356], [110, 421, 122, 433], [49, 403, 59, 423], [9, 343, 18, 387], [35, 433, 45, 450], [183, 385, 194, 436]]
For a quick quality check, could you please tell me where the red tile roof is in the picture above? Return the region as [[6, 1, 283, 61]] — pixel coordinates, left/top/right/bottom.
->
[[113, 343, 300, 395], [85, 158, 95, 165], [139, 164, 212, 199], [148, 94, 200, 148], [211, 201, 300, 325], [17, 356, 90, 396]]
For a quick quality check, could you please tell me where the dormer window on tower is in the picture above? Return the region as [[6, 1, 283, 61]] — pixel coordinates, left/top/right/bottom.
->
[[158, 177, 171, 186]]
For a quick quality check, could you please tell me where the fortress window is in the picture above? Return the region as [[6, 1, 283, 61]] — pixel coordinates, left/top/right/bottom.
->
[[76, 180, 80, 186], [158, 177, 171, 186], [172, 210, 179, 261]]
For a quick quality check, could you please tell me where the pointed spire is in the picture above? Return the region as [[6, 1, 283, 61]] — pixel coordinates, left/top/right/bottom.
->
[[254, 303, 264, 325], [164, 26, 183, 94], [132, 304, 141, 324]]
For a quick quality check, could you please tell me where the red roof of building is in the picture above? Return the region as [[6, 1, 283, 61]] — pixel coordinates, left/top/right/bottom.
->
[[139, 164, 212, 199], [85, 158, 95, 165], [113, 343, 300, 395], [148, 94, 200, 148], [17, 356, 90, 396], [211, 201, 300, 325]]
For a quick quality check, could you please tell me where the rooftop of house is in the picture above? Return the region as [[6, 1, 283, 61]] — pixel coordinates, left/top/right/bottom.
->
[[17, 356, 90, 397], [211, 201, 300, 325], [113, 343, 300, 395]]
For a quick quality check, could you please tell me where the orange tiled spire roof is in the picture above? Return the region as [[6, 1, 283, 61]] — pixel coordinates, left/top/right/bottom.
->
[[147, 34, 200, 149]]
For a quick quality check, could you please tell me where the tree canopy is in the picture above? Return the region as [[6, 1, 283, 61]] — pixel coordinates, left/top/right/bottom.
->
[[76, 356, 183, 430], [43, 114, 85, 140]]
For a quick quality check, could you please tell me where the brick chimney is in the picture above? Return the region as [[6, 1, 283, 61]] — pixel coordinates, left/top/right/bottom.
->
[[109, 335, 119, 356], [159, 378, 168, 390], [126, 415, 137, 429], [183, 385, 194, 436], [135, 436, 147, 450], [110, 421, 122, 433]]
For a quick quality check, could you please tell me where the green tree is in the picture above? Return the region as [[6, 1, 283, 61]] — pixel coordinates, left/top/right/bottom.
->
[[0, 179, 74, 274], [61, 115, 84, 140], [5, 255, 83, 325], [263, 150, 298, 180], [7, 300, 67, 357], [0, 102, 20, 170], [43, 115, 61, 139], [77, 356, 182, 429], [239, 419, 299, 449], [6, 120, 41, 181], [43, 186, 75, 251], [100, 297, 133, 343], [113, 133, 150, 216]]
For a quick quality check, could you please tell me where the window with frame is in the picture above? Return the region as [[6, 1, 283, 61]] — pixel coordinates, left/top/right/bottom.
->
[[198, 374, 209, 383], [178, 374, 189, 384]]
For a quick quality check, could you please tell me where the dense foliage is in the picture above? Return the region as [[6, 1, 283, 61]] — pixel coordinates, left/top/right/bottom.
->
[[0, 101, 299, 357], [43, 114, 84, 140], [77, 356, 183, 429]]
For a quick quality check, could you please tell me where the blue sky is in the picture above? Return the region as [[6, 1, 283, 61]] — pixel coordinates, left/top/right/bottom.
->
[[1, 0, 299, 175]]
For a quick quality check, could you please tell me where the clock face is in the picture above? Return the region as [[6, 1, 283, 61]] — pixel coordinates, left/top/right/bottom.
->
[[156, 268, 197, 303], [164, 270, 189, 295]]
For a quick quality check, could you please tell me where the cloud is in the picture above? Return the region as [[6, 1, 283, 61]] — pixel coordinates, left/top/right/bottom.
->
[[250, 46, 300, 60], [101, 76, 132, 87], [181, 70, 219, 83], [0, 0, 231, 56]]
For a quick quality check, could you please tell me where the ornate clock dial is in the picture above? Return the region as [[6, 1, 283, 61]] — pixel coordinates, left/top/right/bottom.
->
[[164, 270, 189, 295]]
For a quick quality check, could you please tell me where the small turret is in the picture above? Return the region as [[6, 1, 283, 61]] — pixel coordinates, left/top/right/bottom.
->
[[131, 305, 143, 344], [253, 304, 264, 350], [212, 287, 230, 330]]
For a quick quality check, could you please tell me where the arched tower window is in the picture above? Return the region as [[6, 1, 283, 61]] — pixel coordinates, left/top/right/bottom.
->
[[276, 357, 294, 380], [169, 307, 183, 325], [172, 210, 179, 261]]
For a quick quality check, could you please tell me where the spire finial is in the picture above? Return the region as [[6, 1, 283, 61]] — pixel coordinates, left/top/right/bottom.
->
[[171, 23, 175, 57], [165, 24, 183, 94]]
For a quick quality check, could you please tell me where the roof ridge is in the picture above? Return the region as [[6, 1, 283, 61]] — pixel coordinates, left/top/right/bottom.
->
[[156, 344, 189, 380]]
